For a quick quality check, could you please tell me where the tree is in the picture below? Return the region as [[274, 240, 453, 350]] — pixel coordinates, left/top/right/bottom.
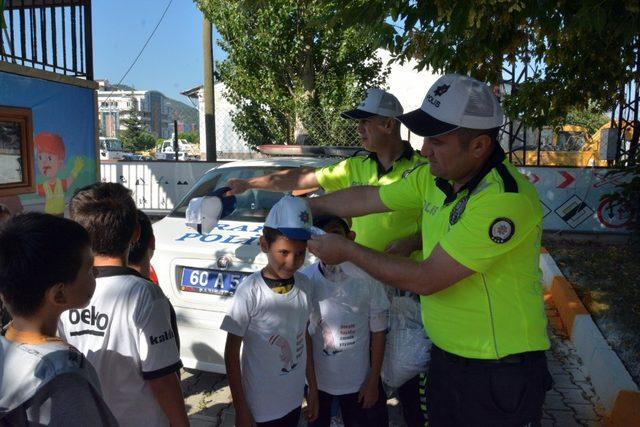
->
[[179, 131, 199, 145], [119, 97, 156, 152], [340, 1, 639, 129], [562, 106, 610, 136], [134, 132, 158, 152], [196, 0, 388, 147]]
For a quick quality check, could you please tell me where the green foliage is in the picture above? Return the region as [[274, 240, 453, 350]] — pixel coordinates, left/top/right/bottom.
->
[[196, 0, 387, 147], [340, 0, 639, 128], [133, 132, 158, 152], [179, 131, 199, 145], [561, 105, 610, 136], [120, 98, 156, 152]]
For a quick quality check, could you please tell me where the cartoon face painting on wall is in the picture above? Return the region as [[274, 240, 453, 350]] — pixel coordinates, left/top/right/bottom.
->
[[35, 132, 84, 215]]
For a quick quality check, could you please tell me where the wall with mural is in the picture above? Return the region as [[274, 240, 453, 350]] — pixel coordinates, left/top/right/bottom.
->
[[0, 69, 97, 215], [519, 167, 633, 233]]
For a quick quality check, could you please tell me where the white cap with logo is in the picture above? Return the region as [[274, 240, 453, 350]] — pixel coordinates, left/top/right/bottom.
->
[[398, 74, 504, 137], [264, 196, 314, 241], [341, 88, 404, 120]]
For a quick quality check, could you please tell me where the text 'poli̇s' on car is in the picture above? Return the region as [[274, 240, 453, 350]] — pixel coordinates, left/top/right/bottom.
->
[[151, 146, 360, 373]]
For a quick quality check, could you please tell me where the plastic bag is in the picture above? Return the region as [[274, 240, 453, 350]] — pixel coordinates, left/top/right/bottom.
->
[[381, 296, 431, 388]]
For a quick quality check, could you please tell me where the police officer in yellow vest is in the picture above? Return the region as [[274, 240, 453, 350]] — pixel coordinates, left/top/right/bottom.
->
[[226, 88, 427, 426], [307, 74, 552, 426]]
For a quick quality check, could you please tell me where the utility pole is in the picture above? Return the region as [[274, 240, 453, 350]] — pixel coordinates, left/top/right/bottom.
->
[[203, 17, 216, 162], [173, 120, 179, 161]]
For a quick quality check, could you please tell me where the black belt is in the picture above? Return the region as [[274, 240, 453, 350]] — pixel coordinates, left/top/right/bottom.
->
[[433, 346, 545, 366]]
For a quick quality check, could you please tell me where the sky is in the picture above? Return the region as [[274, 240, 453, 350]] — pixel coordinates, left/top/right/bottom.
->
[[93, 0, 226, 102]]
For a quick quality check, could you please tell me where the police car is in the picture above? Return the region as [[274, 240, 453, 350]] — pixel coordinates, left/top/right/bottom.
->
[[152, 155, 339, 373]]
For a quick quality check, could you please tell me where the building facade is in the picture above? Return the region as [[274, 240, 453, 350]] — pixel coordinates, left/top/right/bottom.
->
[[97, 80, 173, 139], [181, 82, 253, 159]]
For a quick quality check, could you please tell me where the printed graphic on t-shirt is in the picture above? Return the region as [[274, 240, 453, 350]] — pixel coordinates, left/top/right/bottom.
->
[[320, 320, 340, 356], [66, 306, 110, 337], [338, 322, 357, 349], [318, 301, 359, 356], [149, 329, 175, 346], [268, 330, 305, 374], [268, 334, 296, 373]]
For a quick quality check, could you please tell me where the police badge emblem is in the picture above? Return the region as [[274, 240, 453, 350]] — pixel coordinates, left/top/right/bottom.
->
[[449, 194, 469, 225], [489, 218, 515, 243]]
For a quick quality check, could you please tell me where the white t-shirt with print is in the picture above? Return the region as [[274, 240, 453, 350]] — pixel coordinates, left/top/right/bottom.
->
[[0, 336, 117, 426], [220, 271, 312, 423], [301, 263, 390, 395], [58, 267, 182, 427]]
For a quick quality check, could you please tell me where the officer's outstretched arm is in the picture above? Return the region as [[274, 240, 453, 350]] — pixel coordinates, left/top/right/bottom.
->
[[226, 167, 319, 195], [308, 235, 473, 296], [308, 186, 389, 219]]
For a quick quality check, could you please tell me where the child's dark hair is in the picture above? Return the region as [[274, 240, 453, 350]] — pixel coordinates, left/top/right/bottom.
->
[[129, 210, 153, 265], [70, 182, 138, 257], [0, 203, 10, 217], [0, 212, 90, 316], [262, 226, 287, 246], [313, 215, 350, 235]]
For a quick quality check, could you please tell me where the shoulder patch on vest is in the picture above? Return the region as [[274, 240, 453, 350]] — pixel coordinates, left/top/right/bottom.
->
[[489, 218, 515, 243], [449, 194, 469, 225]]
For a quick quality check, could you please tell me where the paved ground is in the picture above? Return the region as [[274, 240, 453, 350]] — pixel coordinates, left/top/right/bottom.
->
[[182, 299, 604, 426]]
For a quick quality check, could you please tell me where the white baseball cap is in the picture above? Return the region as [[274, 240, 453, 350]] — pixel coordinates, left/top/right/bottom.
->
[[185, 187, 237, 234], [398, 74, 504, 137], [341, 88, 404, 119], [264, 196, 313, 241]]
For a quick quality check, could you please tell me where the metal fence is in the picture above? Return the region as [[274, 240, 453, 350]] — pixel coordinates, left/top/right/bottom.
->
[[210, 104, 362, 161], [499, 41, 639, 168], [211, 100, 635, 168], [0, 0, 93, 80]]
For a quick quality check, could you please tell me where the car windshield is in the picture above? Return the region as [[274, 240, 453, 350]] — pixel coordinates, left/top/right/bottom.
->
[[169, 166, 291, 222], [101, 138, 122, 151]]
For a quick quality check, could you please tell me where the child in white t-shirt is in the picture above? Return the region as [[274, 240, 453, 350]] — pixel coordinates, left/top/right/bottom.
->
[[0, 213, 117, 426], [302, 215, 390, 427], [58, 183, 187, 427], [221, 196, 319, 427]]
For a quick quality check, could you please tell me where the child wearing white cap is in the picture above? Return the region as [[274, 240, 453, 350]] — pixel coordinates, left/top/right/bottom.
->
[[221, 196, 319, 427]]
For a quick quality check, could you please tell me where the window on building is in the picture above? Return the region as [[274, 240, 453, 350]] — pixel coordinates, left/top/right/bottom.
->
[[0, 107, 35, 196]]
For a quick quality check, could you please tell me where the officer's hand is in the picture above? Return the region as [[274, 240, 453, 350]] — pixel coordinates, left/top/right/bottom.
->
[[225, 178, 250, 195], [308, 233, 352, 265], [385, 234, 421, 258]]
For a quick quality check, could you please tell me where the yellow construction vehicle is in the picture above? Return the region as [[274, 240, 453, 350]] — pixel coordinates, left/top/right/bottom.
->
[[516, 122, 631, 167]]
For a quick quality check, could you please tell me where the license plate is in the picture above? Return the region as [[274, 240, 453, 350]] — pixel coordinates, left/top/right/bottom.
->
[[180, 267, 248, 296]]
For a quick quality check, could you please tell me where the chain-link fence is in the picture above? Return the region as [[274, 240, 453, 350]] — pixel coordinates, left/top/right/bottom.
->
[[212, 105, 363, 160], [169, 101, 628, 168]]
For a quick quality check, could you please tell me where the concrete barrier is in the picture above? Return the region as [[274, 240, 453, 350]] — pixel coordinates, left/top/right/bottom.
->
[[541, 248, 640, 425]]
